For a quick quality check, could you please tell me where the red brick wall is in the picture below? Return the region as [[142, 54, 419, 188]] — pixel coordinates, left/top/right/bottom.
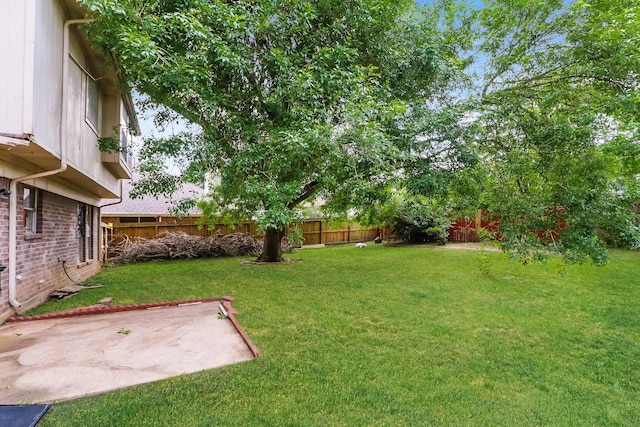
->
[[1, 182, 101, 319]]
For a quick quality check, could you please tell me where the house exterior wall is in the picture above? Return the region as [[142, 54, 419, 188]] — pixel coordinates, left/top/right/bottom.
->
[[0, 0, 136, 320], [31, 0, 127, 197], [9, 185, 100, 313], [0, 0, 35, 137], [1, 179, 101, 320], [32, 0, 64, 152], [65, 32, 128, 191], [1, 0, 132, 197]]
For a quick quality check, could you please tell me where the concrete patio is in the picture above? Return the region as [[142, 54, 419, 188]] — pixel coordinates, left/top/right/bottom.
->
[[0, 300, 257, 404]]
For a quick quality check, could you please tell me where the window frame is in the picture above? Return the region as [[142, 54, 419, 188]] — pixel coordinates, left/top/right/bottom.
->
[[78, 203, 95, 263], [85, 75, 101, 135], [23, 186, 42, 234]]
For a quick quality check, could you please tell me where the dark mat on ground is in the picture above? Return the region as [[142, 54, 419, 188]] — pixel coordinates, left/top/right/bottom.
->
[[0, 404, 51, 427]]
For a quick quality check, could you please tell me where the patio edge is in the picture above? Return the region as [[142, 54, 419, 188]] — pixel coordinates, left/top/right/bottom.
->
[[5, 297, 260, 358]]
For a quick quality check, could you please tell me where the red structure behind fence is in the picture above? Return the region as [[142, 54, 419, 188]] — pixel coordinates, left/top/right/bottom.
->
[[447, 210, 500, 243]]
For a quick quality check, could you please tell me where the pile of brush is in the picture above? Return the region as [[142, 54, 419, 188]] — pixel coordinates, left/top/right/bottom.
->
[[107, 231, 262, 264]]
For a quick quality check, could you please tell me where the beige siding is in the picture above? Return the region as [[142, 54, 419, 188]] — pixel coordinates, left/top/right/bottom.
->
[[31, 0, 124, 197], [32, 0, 64, 153], [65, 24, 126, 194], [1, 0, 129, 200], [0, 0, 35, 136], [66, 58, 103, 177]]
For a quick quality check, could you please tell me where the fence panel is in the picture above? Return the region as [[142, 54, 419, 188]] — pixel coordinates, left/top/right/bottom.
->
[[447, 210, 501, 243], [350, 227, 378, 242], [448, 216, 478, 242], [298, 220, 322, 245], [114, 224, 158, 241]]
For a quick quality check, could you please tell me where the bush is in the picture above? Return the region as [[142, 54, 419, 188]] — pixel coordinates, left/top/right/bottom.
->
[[389, 197, 450, 244]]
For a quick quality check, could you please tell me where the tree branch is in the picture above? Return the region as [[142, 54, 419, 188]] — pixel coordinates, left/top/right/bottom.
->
[[287, 180, 319, 209]]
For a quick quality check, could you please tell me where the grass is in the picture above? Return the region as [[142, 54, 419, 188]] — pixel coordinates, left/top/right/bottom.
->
[[35, 244, 639, 426]]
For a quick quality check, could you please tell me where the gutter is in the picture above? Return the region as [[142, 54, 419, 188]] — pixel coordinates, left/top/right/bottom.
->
[[99, 179, 124, 209], [0, 133, 33, 147], [8, 18, 95, 308]]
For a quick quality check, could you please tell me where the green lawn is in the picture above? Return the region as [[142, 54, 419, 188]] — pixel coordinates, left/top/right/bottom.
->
[[37, 244, 639, 426]]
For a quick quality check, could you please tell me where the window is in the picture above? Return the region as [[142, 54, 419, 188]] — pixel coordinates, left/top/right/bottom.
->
[[118, 216, 138, 223], [23, 187, 42, 233], [86, 76, 100, 133], [120, 104, 132, 164], [119, 216, 157, 223], [78, 203, 95, 262], [120, 126, 128, 150], [120, 124, 130, 163]]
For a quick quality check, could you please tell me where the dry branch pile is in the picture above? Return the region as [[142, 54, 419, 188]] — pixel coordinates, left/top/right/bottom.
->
[[107, 232, 262, 264]]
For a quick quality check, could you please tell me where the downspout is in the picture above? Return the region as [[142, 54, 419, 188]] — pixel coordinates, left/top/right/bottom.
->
[[8, 18, 95, 308], [99, 179, 124, 209]]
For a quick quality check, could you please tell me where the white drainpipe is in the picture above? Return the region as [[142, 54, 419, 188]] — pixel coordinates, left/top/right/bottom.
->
[[99, 179, 124, 209], [8, 18, 95, 308]]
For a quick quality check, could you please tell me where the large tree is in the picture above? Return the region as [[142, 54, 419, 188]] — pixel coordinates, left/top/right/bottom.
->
[[367, 0, 640, 265], [84, 0, 639, 265], [468, 0, 640, 264], [83, 0, 468, 261]]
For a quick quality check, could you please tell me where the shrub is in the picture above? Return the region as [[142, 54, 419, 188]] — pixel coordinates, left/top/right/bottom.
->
[[389, 196, 450, 244]]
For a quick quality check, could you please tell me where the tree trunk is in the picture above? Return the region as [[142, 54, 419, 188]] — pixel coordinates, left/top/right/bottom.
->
[[257, 227, 284, 262]]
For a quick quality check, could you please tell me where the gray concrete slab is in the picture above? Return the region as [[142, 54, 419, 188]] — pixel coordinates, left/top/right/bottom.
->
[[0, 302, 255, 404]]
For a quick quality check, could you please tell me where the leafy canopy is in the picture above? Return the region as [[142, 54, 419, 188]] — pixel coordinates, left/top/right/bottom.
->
[[82, 0, 640, 265], [83, 0, 468, 236], [468, 0, 640, 264]]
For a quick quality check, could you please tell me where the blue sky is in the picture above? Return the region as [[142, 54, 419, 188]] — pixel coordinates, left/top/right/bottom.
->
[[417, 0, 484, 7]]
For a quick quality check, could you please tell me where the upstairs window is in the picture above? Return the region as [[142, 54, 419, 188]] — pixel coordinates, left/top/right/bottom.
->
[[86, 76, 100, 134]]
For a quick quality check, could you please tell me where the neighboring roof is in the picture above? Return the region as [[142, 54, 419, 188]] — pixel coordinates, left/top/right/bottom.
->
[[101, 174, 204, 216]]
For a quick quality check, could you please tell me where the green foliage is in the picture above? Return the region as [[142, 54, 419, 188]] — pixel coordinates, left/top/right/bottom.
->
[[97, 124, 134, 153], [383, 193, 451, 244], [82, 0, 640, 264], [97, 136, 121, 154], [472, 0, 640, 265], [286, 226, 305, 248], [81, 0, 467, 245]]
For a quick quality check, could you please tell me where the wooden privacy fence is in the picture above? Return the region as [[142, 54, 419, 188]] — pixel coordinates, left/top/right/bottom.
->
[[447, 210, 499, 243], [103, 210, 505, 248], [101, 216, 379, 246]]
